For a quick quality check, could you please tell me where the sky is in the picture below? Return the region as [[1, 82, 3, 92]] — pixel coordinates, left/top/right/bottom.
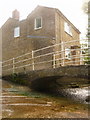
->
[[0, 0, 88, 39]]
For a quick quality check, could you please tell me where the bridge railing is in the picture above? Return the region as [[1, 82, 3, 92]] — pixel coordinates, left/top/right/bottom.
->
[[2, 39, 90, 75]]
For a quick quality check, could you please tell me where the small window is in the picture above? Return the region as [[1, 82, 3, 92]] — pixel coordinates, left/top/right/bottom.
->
[[65, 48, 71, 59], [35, 17, 42, 29], [64, 22, 72, 36], [14, 27, 20, 37]]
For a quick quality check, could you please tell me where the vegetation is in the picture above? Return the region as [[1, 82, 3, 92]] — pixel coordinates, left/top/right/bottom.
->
[[82, 0, 89, 14], [81, 42, 90, 64], [82, 1, 90, 65], [84, 54, 90, 64]]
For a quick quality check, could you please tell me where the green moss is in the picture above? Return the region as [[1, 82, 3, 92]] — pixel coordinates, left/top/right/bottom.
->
[[10, 73, 27, 85]]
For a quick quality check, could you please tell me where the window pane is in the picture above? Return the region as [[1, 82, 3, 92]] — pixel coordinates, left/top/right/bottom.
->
[[64, 22, 72, 36], [35, 18, 42, 29], [14, 27, 20, 37], [65, 48, 71, 59]]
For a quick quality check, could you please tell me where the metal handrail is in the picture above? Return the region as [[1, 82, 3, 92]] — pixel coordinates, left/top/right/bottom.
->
[[2, 47, 89, 67], [14, 51, 32, 60], [2, 58, 13, 63], [2, 39, 90, 64], [2, 39, 90, 74], [2, 55, 89, 72], [2, 39, 81, 63]]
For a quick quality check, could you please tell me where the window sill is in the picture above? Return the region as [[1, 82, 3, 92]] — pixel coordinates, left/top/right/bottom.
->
[[34, 27, 42, 30], [14, 36, 20, 38]]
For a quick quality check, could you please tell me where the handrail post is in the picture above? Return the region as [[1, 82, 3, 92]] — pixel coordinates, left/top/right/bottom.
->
[[53, 54, 56, 68], [32, 50, 35, 70], [13, 58, 15, 74], [80, 48, 83, 65]]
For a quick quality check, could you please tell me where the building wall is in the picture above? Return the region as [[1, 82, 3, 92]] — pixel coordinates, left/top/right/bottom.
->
[[2, 7, 56, 75], [2, 18, 19, 60], [55, 10, 80, 43], [0, 28, 2, 76], [26, 7, 56, 70], [0, 28, 2, 62], [2, 6, 81, 75], [54, 11, 80, 66], [27, 6, 56, 48]]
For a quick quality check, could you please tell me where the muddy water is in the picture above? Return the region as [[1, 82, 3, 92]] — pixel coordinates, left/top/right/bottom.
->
[[2, 80, 89, 118]]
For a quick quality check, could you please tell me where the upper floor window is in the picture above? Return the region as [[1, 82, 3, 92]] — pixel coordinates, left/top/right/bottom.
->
[[35, 17, 42, 30], [14, 27, 20, 37], [64, 22, 72, 36]]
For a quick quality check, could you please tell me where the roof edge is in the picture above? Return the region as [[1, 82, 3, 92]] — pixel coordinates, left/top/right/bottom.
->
[[28, 5, 80, 34], [55, 9, 81, 34]]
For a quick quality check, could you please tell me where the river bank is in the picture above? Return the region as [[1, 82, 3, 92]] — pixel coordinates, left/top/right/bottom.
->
[[2, 80, 89, 118]]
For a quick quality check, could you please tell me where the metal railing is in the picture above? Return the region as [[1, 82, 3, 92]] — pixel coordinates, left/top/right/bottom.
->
[[2, 39, 90, 75]]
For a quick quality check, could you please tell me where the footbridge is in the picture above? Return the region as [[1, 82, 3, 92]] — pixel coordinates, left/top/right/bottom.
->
[[2, 39, 90, 90]]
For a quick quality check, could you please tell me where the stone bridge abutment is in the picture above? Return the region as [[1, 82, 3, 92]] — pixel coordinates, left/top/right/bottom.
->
[[2, 65, 90, 91]]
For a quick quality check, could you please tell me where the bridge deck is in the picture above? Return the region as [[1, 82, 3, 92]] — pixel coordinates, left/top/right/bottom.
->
[[2, 65, 90, 90]]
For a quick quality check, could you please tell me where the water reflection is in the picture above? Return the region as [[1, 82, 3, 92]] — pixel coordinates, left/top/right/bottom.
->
[[61, 87, 90, 104]]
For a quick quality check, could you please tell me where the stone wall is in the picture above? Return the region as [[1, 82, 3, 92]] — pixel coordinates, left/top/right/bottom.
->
[[2, 6, 81, 75], [2, 65, 89, 91]]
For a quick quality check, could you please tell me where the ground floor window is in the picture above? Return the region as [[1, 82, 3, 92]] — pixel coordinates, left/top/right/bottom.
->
[[65, 48, 71, 59]]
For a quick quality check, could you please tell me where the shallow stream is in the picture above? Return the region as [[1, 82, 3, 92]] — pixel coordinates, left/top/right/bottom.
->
[[2, 80, 89, 118], [59, 87, 90, 104]]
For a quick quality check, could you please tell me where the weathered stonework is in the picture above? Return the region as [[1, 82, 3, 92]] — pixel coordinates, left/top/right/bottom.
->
[[1, 6, 81, 75], [2, 65, 89, 91]]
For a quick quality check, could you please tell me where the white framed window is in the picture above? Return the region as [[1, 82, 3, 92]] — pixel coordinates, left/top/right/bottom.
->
[[14, 27, 20, 37], [65, 48, 71, 59], [64, 22, 72, 36], [35, 17, 42, 30]]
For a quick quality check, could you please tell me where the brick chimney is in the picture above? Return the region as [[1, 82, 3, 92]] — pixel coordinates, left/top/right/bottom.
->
[[12, 9, 20, 20]]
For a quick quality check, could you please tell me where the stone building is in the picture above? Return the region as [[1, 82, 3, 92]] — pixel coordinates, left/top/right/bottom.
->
[[1, 5, 81, 74]]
